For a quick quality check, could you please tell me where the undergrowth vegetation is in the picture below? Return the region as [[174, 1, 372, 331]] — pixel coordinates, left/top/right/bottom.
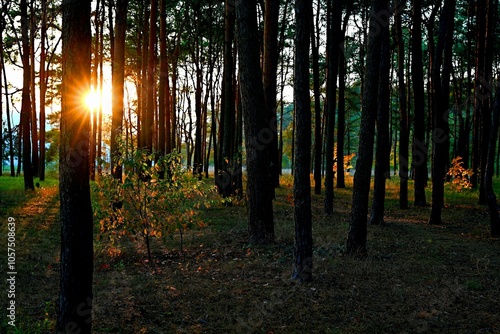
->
[[0, 174, 499, 333], [93, 148, 218, 260]]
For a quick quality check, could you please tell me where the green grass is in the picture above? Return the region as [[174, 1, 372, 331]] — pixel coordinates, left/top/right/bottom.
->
[[1, 173, 500, 333], [0, 176, 58, 217]]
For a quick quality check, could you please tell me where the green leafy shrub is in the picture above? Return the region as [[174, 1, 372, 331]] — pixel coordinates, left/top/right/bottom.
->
[[94, 147, 217, 260]]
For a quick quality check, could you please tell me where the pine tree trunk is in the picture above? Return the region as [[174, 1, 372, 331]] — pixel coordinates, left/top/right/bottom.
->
[[263, 0, 280, 190], [396, 0, 408, 209], [2, 51, 15, 177], [58, 0, 93, 331], [0, 21, 3, 177], [411, 0, 427, 207], [29, 1, 39, 177], [193, 5, 203, 179], [311, 5, 322, 195], [429, 0, 455, 225], [39, 0, 48, 181], [158, 0, 167, 161], [347, 0, 386, 255], [236, 0, 274, 244], [20, 0, 34, 190], [485, 80, 500, 237], [369, 15, 391, 226], [110, 0, 129, 181], [217, 0, 236, 197], [89, 0, 100, 181], [324, 0, 341, 214], [292, 0, 313, 282]]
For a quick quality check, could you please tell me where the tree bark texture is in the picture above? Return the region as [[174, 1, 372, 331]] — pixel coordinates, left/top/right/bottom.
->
[[111, 0, 129, 181], [20, 0, 34, 190], [347, 0, 386, 255], [263, 0, 280, 190], [58, 0, 93, 332], [429, 0, 455, 225], [411, 0, 428, 207], [369, 14, 391, 226], [324, 0, 341, 214], [236, 0, 274, 244], [292, 0, 313, 281]]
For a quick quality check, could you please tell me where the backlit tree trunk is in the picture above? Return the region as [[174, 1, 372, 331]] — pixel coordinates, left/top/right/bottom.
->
[[58, 0, 93, 332], [110, 0, 129, 181], [29, 1, 38, 177], [39, 0, 48, 181], [236, 0, 274, 244], [20, 0, 34, 190]]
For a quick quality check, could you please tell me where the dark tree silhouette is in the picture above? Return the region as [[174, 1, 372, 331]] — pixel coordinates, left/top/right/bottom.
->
[[110, 0, 129, 181], [20, 0, 34, 190], [428, 0, 456, 225], [369, 12, 391, 226], [236, 0, 274, 244], [217, 0, 236, 197], [395, 0, 408, 209], [292, 0, 313, 281], [263, 0, 280, 190], [58, 0, 93, 332], [411, 0, 428, 207], [346, 0, 386, 255], [486, 79, 500, 237], [324, 0, 341, 214]]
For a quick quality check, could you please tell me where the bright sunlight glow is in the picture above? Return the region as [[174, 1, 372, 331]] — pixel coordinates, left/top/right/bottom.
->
[[84, 90, 101, 110]]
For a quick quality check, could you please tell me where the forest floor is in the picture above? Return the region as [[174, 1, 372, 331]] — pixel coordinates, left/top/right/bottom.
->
[[1, 175, 499, 334]]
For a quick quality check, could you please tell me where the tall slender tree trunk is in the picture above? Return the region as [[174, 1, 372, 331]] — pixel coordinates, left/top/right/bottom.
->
[[395, 0, 408, 209], [110, 0, 129, 181], [311, 3, 322, 195], [292, 0, 313, 282], [486, 80, 500, 236], [144, 0, 157, 155], [90, 0, 100, 181], [429, 0, 456, 225], [158, 0, 169, 163], [217, 1, 236, 197], [347, 0, 386, 255], [97, 4, 104, 175], [193, 5, 204, 179], [369, 12, 391, 226], [236, 0, 274, 244], [263, 0, 280, 190], [20, 0, 34, 190], [58, 0, 93, 332], [29, 1, 39, 178], [412, 0, 427, 206], [336, 3, 352, 189], [324, 0, 341, 214], [0, 18, 3, 177], [39, 0, 48, 181], [1, 53, 15, 177], [478, 0, 495, 204]]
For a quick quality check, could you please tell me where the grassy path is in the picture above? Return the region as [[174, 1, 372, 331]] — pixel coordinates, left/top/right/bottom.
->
[[1, 184, 60, 333]]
